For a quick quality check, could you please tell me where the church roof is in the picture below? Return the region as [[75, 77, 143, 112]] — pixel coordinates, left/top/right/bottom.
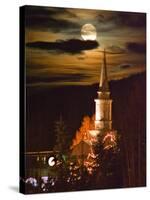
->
[[71, 140, 92, 157]]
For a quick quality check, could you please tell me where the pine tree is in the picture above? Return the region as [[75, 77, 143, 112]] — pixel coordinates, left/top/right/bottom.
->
[[92, 131, 122, 188], [53, 116, 70, 155]]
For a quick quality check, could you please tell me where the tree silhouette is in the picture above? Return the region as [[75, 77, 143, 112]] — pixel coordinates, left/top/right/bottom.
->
[[53, 116, 70, 155]]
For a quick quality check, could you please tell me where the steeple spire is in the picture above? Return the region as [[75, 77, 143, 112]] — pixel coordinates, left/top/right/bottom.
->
[[99, 49, 109, 92], [94, 50, 112, 131]]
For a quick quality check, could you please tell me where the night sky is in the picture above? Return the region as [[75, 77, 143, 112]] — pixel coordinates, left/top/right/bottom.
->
[[25, 6, 146, 87]]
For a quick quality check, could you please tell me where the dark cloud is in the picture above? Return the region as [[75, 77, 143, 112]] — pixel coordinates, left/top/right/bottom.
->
[[25, 6, 80, 32], [119, 64, 132, 69], [126, 42, 146, 54], [106, 45, 126, 54], [96, 11, 146, 32], [96, 14, 105, 22], [116, 12, 146, 28], [26, 39, 99, 54], [27, 73, 91, 85]]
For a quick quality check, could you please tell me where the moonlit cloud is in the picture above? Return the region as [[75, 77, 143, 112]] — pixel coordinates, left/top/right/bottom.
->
[[25, 6, 146, 87]]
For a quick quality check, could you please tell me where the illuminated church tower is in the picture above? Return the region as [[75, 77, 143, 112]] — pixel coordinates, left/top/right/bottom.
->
[[94, 50, 112, 133], [71, 50, 116, 161]]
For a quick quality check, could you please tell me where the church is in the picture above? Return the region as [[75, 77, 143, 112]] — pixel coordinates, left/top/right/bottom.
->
[[71, 50, 116, 160], [90, 49, 112, 137]]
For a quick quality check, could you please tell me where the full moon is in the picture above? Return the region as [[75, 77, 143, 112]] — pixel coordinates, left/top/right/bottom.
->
[[81, 24, 97, 41]]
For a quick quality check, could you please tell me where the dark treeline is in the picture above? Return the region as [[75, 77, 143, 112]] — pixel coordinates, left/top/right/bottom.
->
[[110, 73, 146, 187]]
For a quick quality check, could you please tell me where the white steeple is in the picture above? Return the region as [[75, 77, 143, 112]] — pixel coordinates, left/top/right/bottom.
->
[[99, 49, 109, 92], [94, 50, 112, 132]]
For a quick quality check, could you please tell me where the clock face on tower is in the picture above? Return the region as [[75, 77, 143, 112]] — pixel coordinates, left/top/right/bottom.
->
[[48, 156, 55, 167]]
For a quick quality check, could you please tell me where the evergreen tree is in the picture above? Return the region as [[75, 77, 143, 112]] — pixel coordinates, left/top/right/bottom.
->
[[92, 131, 122, 188], [53, 116, 70, 155]]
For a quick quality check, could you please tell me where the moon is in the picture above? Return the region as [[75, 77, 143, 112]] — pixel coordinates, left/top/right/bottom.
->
[[81, 24, 97, 41]]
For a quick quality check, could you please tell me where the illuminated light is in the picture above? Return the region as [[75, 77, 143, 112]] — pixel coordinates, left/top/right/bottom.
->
[[48, 156, 55, 166], [104, 145, 113, 150], [43, 156, 46, 162], [103, 132, 116, 143], [41, 176, 48, 183], [103, 131, 117, 150], [89, 152, 97, 159], [67, 177, 71, 182], [51, 181, 55, 186], [37, 156, 39, 161], [41, 183, 45, 189], [25, 177, 38, 186]]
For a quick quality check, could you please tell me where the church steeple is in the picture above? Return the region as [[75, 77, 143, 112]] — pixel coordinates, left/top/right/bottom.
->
[[94, 50, 112, 132], [99, 49, 109, 92]]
